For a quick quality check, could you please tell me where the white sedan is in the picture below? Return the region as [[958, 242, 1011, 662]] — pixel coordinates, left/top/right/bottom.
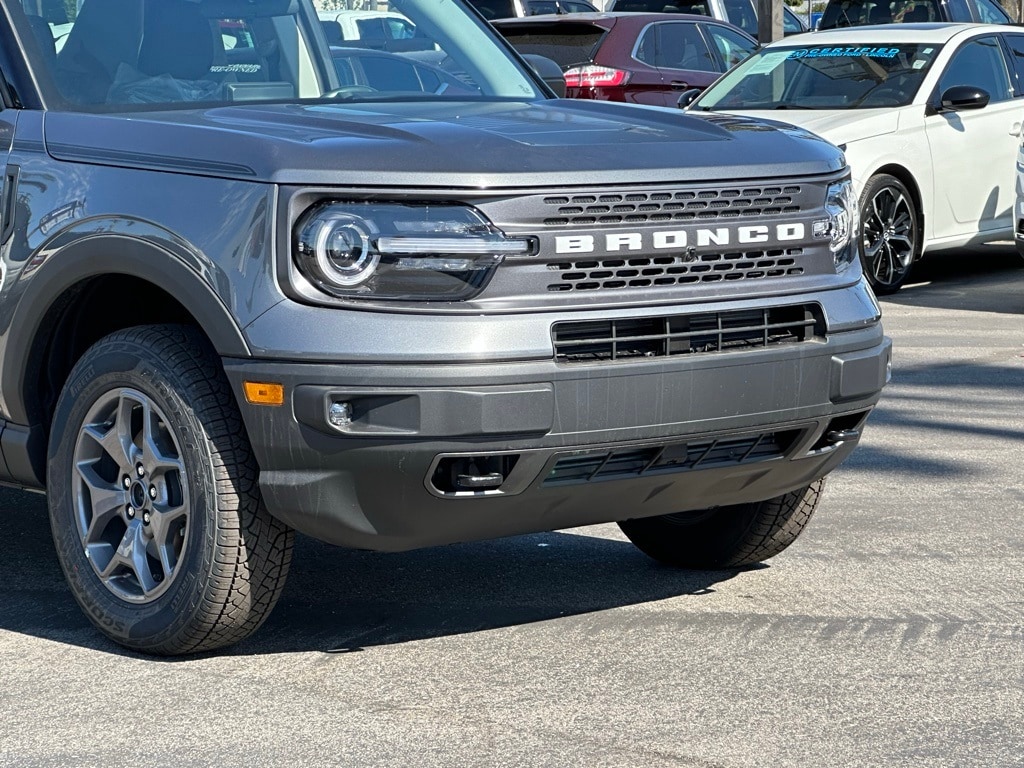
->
[[686, 24, 1024, 293]]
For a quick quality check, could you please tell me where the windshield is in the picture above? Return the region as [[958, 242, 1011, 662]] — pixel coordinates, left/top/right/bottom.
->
[[694, 43, 942, 110], [14, 0, 543, 111]]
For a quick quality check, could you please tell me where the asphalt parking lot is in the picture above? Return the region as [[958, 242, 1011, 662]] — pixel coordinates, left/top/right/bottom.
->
[[1, 246, 1022, 768]]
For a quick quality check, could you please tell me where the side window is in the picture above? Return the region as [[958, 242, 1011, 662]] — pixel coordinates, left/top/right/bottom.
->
[[973, 0, 1011, 23], [1004, 34, 1024, 95], [782, 7, 805, 33], [721, 0, 758, 36], [937, 36, 1013, 104], [654, 22, 715, 72], [635, 26, 657, 66], [705, 25, 757, 70]]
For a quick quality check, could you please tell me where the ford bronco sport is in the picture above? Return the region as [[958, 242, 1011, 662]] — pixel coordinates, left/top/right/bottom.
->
[[0, 0, 890, 654]]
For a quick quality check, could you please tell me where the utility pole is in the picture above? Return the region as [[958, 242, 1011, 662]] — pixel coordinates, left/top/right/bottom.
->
[[756, 0, 784, 43]]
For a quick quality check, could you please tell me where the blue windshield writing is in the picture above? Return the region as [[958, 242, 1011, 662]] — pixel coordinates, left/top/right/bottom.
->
[[789, 47, 901, 59]]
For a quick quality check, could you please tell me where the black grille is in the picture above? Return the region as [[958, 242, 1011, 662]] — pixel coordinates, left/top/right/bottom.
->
[[541, 186, 802, 227], [552, 304, 823, 363], [547, 248, 804, 292], [544, 430, 801, 486]]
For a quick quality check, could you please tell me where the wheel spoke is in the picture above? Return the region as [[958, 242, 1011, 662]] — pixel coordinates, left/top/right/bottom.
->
[[141, 400, 184, 478], [81, 394, 139, 471], [864, 238, 884, 259], [75, 460, 128, 543], [148, 505, 186, 575]]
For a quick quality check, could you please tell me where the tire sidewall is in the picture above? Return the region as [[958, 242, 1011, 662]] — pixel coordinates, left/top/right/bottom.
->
[[48, 337, 219, 651]]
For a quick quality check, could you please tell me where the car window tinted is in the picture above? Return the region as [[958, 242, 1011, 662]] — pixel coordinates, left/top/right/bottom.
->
[[497, 23, 607, 69], [13, 0, 542, 109], [722, 0, 758, 37], [705, 24, 758, 69], [973, 0, 1011, 23], [818, 0, 941, 28], [467, 0, 518, 19], [696, 43, 942, 109], [783, 7, 806, 33], [1003, 34, 1024, 95], [937, 36, 1012, 103], [655, 22, 715, 71], [609, 0, 713, 13]]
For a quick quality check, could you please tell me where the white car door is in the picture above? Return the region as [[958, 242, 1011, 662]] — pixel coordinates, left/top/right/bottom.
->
[[924, 35, 1020, 243]]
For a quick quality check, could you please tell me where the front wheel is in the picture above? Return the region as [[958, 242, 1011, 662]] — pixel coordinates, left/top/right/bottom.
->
[[618, 480, 824, 569], [47, 325, 293, 655], [859, 174, 919, 295]]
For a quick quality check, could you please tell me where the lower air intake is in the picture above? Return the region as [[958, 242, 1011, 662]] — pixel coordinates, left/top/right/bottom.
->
[[544, 430, 801, 486]]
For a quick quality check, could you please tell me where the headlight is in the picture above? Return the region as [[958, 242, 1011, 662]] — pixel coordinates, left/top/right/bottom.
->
[[813, 179, 859, 273], [294, 203, 532, 301]]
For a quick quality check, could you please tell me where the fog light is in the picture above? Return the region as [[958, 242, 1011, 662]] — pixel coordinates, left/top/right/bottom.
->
[[328, 401, 353, 428]]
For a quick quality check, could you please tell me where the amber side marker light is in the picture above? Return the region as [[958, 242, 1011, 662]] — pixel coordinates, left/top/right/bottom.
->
[[243, 382, 285, 406]]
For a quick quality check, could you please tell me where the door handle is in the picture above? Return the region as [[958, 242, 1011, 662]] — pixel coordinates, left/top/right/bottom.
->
[[670, 81, 689, 90]]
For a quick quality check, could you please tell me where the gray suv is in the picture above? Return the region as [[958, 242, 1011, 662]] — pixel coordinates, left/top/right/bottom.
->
[[0, 0, 889, 654]]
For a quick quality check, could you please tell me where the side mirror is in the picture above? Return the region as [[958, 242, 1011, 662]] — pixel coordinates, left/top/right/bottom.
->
[[522, 54, 566, 98], [927, 85, 990, 115], [676, 88, 701, 109]]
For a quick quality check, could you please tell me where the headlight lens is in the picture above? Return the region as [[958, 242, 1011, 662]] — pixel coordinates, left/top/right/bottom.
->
[[295, 203, 531, 300], [813, 179, 859, 273]]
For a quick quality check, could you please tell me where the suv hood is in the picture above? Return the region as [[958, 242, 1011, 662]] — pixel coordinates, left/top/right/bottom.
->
[[44, 100, 845, 186]]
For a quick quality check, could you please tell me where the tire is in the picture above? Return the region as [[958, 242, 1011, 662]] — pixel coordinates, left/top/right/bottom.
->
[[47, 324, 293, 655], [618, 480, 824, 569], [859, 174, 919, 295]]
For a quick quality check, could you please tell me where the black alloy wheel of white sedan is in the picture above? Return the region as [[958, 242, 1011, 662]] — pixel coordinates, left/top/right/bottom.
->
[[859, 175, 919, 295]]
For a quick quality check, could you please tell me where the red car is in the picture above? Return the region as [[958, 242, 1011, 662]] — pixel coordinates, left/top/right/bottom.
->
[[493, 13, 758, 107]]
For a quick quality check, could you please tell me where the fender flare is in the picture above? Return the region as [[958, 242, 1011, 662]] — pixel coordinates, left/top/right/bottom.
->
[[3, 233, 251, 427]]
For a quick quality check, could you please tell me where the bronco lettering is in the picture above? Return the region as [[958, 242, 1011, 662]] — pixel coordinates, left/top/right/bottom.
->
[[554, 224, 806, 254]]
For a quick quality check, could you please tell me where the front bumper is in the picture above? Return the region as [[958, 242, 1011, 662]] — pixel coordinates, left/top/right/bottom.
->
[[224, 307, 890, 551]]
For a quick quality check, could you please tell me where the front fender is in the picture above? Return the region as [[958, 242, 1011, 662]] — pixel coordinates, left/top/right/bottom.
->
[[2, 228, 252, 427]]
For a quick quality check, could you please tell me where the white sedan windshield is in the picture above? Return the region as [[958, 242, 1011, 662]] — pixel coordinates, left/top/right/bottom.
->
[[695, 43, 942, 110]]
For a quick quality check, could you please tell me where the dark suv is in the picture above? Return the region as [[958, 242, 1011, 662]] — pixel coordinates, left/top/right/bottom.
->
[[0, 0, 889, 654]]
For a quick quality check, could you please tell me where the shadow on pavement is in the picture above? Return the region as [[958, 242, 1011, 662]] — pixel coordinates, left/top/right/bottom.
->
[[838, 359, 1024, 477], [885, 243, 1024, 315], [0, 486, 746, 658]]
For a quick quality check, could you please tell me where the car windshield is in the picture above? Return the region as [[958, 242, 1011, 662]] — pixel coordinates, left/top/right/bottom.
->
[[693, 43, 942, 110], [13, 0, 543, 111]]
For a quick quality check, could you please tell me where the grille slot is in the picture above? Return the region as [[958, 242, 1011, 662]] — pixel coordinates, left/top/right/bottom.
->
[[547, 249, 805, 292], [544, 430, 801, 486], [552, 304, 823, 364], [541, 186, 802, 227]]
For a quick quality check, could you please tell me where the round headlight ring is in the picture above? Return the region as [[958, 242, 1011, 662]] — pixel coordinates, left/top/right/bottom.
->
[[308, 214, 380, 287]]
